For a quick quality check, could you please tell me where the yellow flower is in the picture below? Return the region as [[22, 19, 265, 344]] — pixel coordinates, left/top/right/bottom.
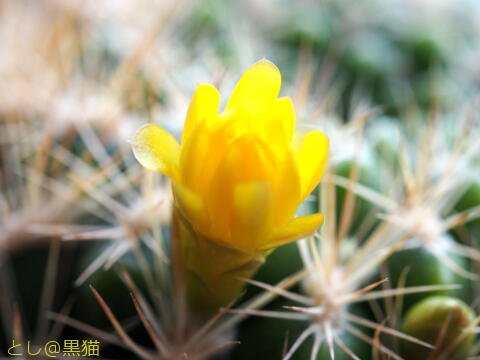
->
[[131, 59, 328, 313]]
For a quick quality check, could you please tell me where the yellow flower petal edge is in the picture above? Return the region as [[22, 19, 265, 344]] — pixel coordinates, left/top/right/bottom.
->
[[261, 213, 325, 251], [296, 130, 329, 200], [131, 59, 329, 315], [182, 84, 220, 143], [226, 59, 281, 114], [131, 124, 180, 180]]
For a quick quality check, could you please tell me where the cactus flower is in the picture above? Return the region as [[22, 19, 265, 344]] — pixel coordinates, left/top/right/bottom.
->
[[131, 59, 328, 313]]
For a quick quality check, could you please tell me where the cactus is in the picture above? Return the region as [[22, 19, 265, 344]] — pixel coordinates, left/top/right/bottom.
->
[[401, 296, 476, 360], [1, 1, 480, 359]]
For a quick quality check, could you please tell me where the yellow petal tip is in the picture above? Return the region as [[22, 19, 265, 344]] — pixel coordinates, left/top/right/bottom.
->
[[131, 123, 180, 179], [226, 59, 282, 113]]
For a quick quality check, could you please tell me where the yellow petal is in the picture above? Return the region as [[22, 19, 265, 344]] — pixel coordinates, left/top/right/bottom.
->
[[296, 130, 329, 200], [199, 108, 261, 190], [255, 97, 295, 151], [249, 98, 300, 226], [131, 124, 180, 180], [204, 134, 277, 244], [260, 213, 324, 251], [182, 84, 220, 143], [179, 109, 242, 193], [226, 59, 281, 114], [179, 119, 211, 191], [172, 182, 209, 234], [231, 182, 273, 252], [272, 149, 301, 226]]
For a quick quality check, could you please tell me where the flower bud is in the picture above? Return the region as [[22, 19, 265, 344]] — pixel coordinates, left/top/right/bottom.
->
[[401, 296, 476, 360]]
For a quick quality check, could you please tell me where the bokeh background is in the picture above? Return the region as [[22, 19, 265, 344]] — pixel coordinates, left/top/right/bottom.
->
[[1, 0, 480, 359]]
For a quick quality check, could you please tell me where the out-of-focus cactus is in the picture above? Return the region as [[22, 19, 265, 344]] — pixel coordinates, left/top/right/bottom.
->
[[454, 179, 480, 242], [387, 246, 471, 307], [71, 243, 149, 331], [334, 154, 381, 235], [401, 296, 476, 360], [368, 116, 402, 171], [232, 299, 371, 360]]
